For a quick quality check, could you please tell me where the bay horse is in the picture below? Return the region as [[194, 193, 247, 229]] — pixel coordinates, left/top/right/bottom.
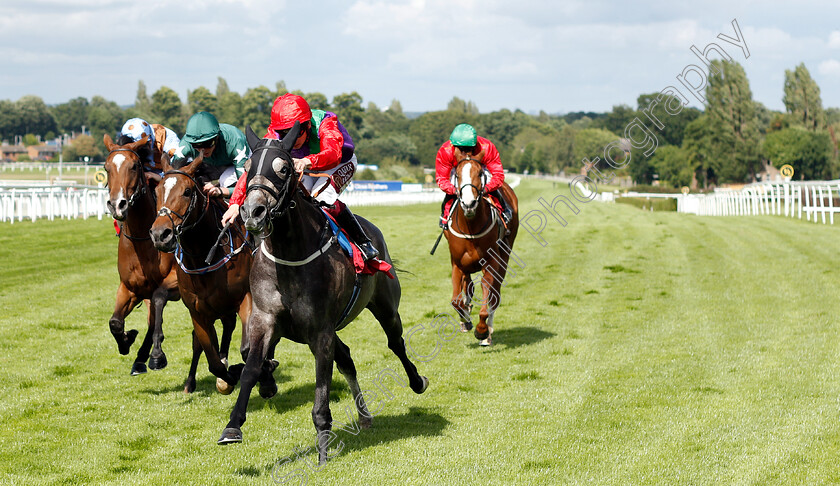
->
[[149, 153, 258, 394], [445, 148, 519, 346], [217, 124, 428, 465], [102, 133, 180, 375]]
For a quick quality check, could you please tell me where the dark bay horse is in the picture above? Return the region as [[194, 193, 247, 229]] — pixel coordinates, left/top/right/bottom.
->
[[103, 134, 180, 375], [217, 124, 428, 464], [445, 148, 519, 346], [149, 153, 257, 394]]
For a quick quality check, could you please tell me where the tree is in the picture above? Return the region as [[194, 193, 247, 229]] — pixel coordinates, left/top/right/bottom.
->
[[241, 85, 275, 134], [763, 127, 835, 180], [51, 97, 89, 135], [15, 96, 57, 137], [783, 63, 825, 131], [475, 109, 530, 149], [447, 96, 479, 115], [635, 93, 701, 146], [216, 77, 231, 98], [332, 91, 364, 141], [188, 86, 218, 115], [63, 134, 101, 161], [682, 115, 714, 188], [304, 92, 330, 111], [705, 60, 761, 183], [409, 110, 478, 165], [217, 91, 243, 128], [134, 81, 153, 120], [355, 133, 418, 165], [0, 99, 21, 141], [649, 145, 693, 188], [597, 104, 637, 135], [150, 86, 184, 132]]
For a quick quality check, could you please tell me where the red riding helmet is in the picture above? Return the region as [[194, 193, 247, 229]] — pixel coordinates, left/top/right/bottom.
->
[[267, 94, 312, 133]]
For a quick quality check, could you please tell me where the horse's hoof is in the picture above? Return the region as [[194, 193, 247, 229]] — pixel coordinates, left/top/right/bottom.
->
[[216, 378, 235, 395], [149, 354, 167, 371], [460, 321, 472, 332], [259, 381, 278, 399], [474, 327, 489, 340], [479, 337, 492, 347], [359, 415, 372, 429], [218, 428, 242, 444], [413, 376, 429, 394], [183, 378, 196, 394], [130, 362, 147, 376], [119, 330, 139, 355]]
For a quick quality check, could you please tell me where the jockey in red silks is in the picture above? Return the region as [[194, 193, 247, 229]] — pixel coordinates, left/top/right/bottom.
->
[[435, 123, 512, 227], [222, 94, 380, 261]]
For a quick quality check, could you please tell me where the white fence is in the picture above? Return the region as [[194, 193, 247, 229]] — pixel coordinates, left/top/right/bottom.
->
[[676, 180, 840, 224], [0, 185, 109, 223]]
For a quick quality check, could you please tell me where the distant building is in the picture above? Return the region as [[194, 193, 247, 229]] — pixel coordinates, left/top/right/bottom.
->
[[0, 143, 27, 161]]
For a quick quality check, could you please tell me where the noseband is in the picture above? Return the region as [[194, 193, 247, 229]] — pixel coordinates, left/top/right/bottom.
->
[[157, 169, 209, 240], [245, 142, 300, 220]]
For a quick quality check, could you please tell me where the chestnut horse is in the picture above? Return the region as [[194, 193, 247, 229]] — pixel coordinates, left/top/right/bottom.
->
[[102, 134, 180, 375], [217, 124, 428, 465], [149, 153, 258, 394], [445, 148, 519, 346]]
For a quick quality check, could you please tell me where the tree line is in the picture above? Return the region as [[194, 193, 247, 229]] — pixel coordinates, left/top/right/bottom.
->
[[1, 63, 837, 187]]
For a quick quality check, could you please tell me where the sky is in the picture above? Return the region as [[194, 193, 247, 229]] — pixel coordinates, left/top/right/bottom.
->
[[2, 0, 840, 115]]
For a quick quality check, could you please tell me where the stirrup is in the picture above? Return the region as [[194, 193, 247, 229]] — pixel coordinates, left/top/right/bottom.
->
[[358, 241, 379, 261]]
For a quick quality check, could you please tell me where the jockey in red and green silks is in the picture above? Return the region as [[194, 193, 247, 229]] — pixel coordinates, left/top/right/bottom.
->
[[224, 94, 380, 261]]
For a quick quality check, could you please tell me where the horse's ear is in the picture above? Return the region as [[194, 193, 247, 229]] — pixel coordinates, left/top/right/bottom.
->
[[160, 150, 173, 173], [280, 121, 301, 152], [245, 125, 261, 150], [103, 133, 116, 152], [475, 149, 486, 163], [126, 133, 148, 153], [184, 151, 204, 175]]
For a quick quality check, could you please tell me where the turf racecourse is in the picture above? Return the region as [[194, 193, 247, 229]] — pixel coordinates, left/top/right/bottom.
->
[[2, 179, 840, 485]]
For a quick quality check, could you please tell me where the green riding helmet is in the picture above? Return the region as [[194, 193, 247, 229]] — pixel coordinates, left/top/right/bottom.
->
[[183, 112, 221, 144], [449, 123, 477, 147]]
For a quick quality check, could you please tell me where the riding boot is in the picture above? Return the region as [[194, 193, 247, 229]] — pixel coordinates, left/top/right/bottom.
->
[[440, 193, 457, 228], [335, 204, 380, 261], [491, 189, 513, 225]]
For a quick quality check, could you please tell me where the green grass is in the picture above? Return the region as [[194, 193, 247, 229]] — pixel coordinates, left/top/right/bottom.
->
[[2, 179, 840, 485]]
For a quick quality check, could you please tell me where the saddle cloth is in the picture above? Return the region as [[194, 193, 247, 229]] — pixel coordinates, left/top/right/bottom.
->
[[321, 208, 394, 279]]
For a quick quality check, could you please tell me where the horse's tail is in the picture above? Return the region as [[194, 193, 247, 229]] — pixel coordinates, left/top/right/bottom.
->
[[389, 259, 414, 277]]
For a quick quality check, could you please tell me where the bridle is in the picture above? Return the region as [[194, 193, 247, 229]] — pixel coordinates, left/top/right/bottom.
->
[[245, 140, 300, 223], [456, 156, 485, 206], [107, 148, 148, 208], [157, 169, 209, 243]]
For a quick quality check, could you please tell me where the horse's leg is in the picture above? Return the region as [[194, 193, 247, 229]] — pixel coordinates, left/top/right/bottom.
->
[[311, 330, 337, 465], [109, 283, 141, 357], [450, 265, 472, 331], [191, 315, 236, 395], [475, 258, 506, 345], [147, 287, 170, 370], [219, 309, 273, 444], [131, 298, 156, 375], [368, 281, 429, 395], [219, 313, 236, 366], [184, 330, 202, 393], [334, 336, 372, 429]]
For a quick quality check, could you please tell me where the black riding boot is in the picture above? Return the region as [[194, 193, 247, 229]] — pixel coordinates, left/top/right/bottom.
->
[[440, 193, 457, 228], [335, 204, 379, 261], [491, 190, 513, 225]]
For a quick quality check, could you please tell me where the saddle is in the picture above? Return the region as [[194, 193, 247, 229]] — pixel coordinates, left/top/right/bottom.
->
[[321, 208, 394, 278]]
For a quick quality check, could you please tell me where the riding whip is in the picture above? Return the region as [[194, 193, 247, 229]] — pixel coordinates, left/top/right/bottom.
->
[[205, 221, 232, 265], [430, 229, 444, 255]]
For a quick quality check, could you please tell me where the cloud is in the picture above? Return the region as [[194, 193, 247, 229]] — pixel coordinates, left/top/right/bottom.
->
[[830, 31, 840, 49], [818, 59, 840, 77]]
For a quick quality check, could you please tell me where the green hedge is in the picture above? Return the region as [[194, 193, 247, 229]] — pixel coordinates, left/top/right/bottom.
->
[[616, 197, 677, 211]]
